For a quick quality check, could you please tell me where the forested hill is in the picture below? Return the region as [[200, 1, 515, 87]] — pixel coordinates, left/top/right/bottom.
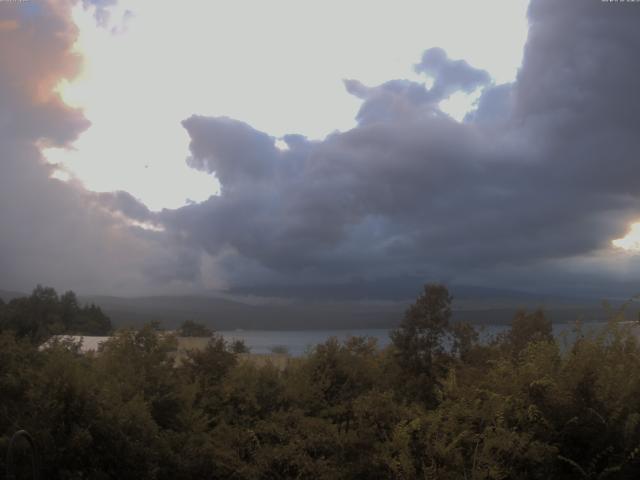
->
[[80, 294, 401, 330], [1, 286, 625, 331], [82, 289, 614, 331]]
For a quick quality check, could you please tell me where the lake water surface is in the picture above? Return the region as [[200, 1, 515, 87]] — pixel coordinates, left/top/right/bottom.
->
[[219, 322, 611, 356]]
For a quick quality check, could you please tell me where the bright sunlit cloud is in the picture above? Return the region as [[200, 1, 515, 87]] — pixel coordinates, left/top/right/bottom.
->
[[48, 0, 530, 210], [612, 222, 640, 252]]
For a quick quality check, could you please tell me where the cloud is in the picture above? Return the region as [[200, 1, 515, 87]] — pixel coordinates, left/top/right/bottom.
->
[[464, 83, 513, 125], [344, 48, 490, 126], [81, 0, 118, 27], [182, 116, 278, 187], [0, 0, 200, 295], [343, 78, 442, 125], [154, 0, 640, 298], [415, 47, 491, 99], [95, 191, 153, 223], [3, 0, 640, 300]]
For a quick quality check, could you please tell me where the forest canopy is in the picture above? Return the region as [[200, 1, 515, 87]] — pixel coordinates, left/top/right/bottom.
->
[[1, 284, 640, 479], [0, 285, 112, 343]]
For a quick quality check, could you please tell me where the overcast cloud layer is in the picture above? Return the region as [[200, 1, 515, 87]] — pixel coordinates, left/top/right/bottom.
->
[[2, 0, 640, 299]]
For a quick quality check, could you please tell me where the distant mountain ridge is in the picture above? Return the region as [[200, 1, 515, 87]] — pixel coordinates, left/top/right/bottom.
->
[[79, 286, 621, 331], [229, 280, 602, 303], [1, 286, 630, 330], [80, 294, 401, 330]]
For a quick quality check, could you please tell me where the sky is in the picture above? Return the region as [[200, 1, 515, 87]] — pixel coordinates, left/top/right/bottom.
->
[[2, 0, 640, 300]]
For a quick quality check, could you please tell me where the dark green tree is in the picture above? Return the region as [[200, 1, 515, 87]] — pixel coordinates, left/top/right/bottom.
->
[[231, 339, 250, 353], [0, 286, 112, 342], [2, 285, 62, 343], [390, 283, 453, 405], [177, 320, 213, 337], [501, 309, 553, 357]]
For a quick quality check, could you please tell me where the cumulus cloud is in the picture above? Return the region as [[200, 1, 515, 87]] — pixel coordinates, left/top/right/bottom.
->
[[464, 83, 513, 125], [415, 47, 491, 99], [154, 0, 640, 298], [344, 48, 491, 126], [3, 0, 640, 300]]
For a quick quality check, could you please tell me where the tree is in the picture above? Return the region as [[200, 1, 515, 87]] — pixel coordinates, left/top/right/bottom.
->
[[501, 309, 553, 357], [449, 320, 479, 362], [390, 283, 453, 405], [60, 290, 79, 331], [231, 339, 250, 353], [0, 297, 5, 333], [74, 303, 112, 335], [177, 320, 213, 337], [270, 345, 289, 355], [181, 335, 236, 387], [0, 287, 112, 342], [1, 285, 62, 343]]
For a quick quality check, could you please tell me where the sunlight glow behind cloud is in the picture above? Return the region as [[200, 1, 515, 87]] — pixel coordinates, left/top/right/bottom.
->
[[613, 223, 640, 252], [48, 0, 529, 210]]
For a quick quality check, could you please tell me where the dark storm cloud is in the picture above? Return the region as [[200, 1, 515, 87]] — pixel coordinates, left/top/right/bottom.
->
[[156, 0, 640, 297], [464, 83, 513, 125], [182, 116, 278, 186], [141, 246, 202, 285]]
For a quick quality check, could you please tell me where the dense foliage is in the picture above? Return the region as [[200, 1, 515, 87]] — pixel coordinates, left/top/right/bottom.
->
[[0, 286, 112, 342], [178, 320, 214, 337], [2, 284, 640, 478]]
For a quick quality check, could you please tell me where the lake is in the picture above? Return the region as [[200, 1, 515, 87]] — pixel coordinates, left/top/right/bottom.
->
[[218, 321, 613, 356]]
